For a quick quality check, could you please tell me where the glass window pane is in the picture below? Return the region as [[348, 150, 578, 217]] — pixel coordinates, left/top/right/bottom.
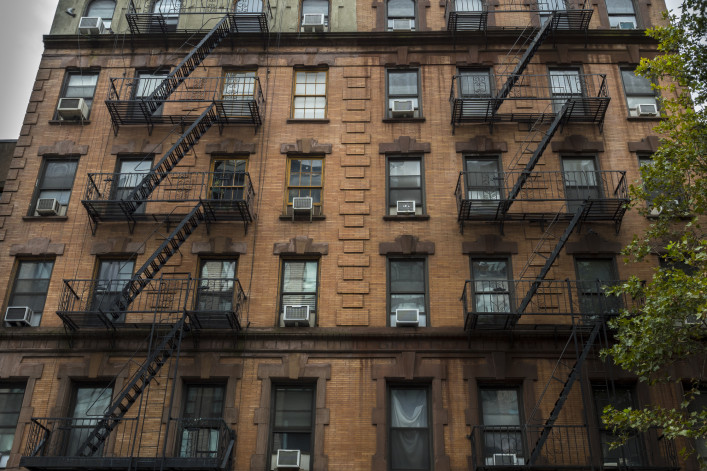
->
[[389, 71, 418, 96], [622, 70, 653, 94], [42, 161, 78, 190], [283, 261, 318, 292], [607, 0, 635, 14], [390, 260, 425, 292], [481, 389, 521, 425], [388, 0, 415, 17]]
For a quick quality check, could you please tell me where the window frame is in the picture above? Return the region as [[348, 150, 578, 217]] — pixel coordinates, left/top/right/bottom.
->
[[113, 156, 152, 213], [54, 70, 99, 120], [195, 258, 238, 314], [178, 382, 226, 458], [592, 383, 647, 466], [268, 383, 316, 471], [385, 68, 422, 119], [388, 383, 432, 471], [209, 157, 248, 202], [285, 156, 324, 216], [386, 0, 417, 31], [386, 156, 425, 216], [65, 381, 113, 456], [91, 258, 136, 322], [469, 256, 513, 318], [29, 158, 80, 217], [464, 155, 503, 213], [605, 0, 638, 29], [85, 0, 116, 29], [0, 382, 25, 468], [152, 0, 181, 31], [387, 257, 429, 327], [548, 67, 586, 114], [291, 69, 328, 120], [478, 386, 525, 465], [278, 259, 319, 327], [620, 67, 659, 117], [5, 259, 54, 326], [300, 0, 329, 31], [560, 155, 602, 213]]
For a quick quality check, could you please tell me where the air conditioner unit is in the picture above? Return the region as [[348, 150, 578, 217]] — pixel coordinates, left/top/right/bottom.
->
[[392, 19, 413, 30], [78, 17, 105, 35], [5, 306, 33, 327], [302, 13, 325, 32], [276, 449, 301, 469], [649, 200, 680, 217], [283, 305, 310, 327], [292, 197, 313, 211], [36, 198, 61, 216], [56, 97, 89, 120], [395, 308, 419, 327], [391, 99, 415, 118], [636, 103, 658, 116], [619, 21, 636, 29], [396, 200, 416, 214], [492, 453, 519, 466]]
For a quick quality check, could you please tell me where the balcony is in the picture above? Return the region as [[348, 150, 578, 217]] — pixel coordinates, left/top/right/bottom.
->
[[450, 73, 610, 126], [126, 0, 271, 34], [469, 425, 678, 471], [21, 417, 235, 471], [105, 76, 265, 132], [455, 170, 628, 225], [82, 171, 256, 229], [461, 279, 636, 330], [57, 276, 245, 331]]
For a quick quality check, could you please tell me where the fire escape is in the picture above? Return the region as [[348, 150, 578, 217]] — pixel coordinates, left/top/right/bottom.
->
[[21, 3, 268, 470], [455, 2, 678, 470]]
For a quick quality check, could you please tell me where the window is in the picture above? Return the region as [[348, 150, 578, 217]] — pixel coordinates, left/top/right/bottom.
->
[[196, 260, 237, 313], [389, 386, 430, 470], [0, 383, 25, 467], [292, 70, 327, 119], [575, 258, 621, 315], [279, 260, 318, 327], [538, 0, 568, 25], [66, 383, 113, 456], [210, 158, 248, 201], [457, 69, 492, 117], [114, 158, 151, 214], [91, 259, 135, 320], [387, 158, 424, 216], [286, 157, 324, 215], [6, 260, 54, 326], [386, 69, 421, 118], [133, 70, 169, 116], [387, 0, 415, 30], [464, 157, 502, 214], [234, 0, 263, 13], [269, 385, 315, 471], [593, 385, 645, 466], [85, 0, 116, 28], [621, 68, 658, 117], [222, 71, 256, 118], [31, 159, 79, 217], [687, 387, 707, 462], [549, 68, 584, 113], [388, 258, 427, 327], [55, 71, 98, 120], [180, 384, 225, 458], [606, 0, 637, 29], [561, 157, 601, 213], [152, 0, 180, 31], [455, 0, 483, 12], [470, 258, 511, 326], [301, 0, 329, 31], [479, 388, 524, 465]]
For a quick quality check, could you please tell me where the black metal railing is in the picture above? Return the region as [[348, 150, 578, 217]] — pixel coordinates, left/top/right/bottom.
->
[[461, 279, 634, 330], [188, 278, 246, 330]]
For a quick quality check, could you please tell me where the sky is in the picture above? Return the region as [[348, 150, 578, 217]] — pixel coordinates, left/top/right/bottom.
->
[[0, 0, 684, 140]]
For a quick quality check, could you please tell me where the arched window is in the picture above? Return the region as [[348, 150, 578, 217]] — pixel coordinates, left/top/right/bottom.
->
[[86, 0, 116, 29]]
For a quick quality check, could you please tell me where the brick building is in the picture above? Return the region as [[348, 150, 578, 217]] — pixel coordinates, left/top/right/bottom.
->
[[0, 1, 698, 471]]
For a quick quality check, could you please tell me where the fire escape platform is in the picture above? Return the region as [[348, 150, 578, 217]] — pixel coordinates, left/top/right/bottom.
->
[[21, 456, 230, 471], [126, 6, 271, 35], [446, 4, 592, 32]]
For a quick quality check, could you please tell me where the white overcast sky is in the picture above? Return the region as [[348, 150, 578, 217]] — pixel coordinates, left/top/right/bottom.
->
[[0, 0, 684, 140]]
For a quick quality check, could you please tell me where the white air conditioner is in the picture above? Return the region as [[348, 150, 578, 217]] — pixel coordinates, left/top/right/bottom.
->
[[283, 305, 310, 327], [391, 99, 415, 118], [395, 308, 419, 327], [619, 21, 636, 29], [492, 453, 519, 466], [78, 17, 105, 35], [57, 97, 89, 120], [5, 306, 33, 327], [396, 200, 416, 214], [392, 19, 413, 30], [636, 103, 658, 116], [276, 449, 301, 469], [649, 200, 680, 217], [292, 196, 313, 211], [36, 198, 61, 216], [302, 13, 325, 32]]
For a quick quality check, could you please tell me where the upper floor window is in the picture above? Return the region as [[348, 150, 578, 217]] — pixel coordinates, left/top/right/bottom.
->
[[687, 387, 707, 462], [464, 156, 502, 214], [134, 70, 169, 116], [114, 157, 152, 214], [92, 259, 135, 321], [233, 0, 263, 13], [561, 156, 600, 213], [286, 157, 324, 218], [292, 70, 327, 119], [549, 68, 584, 113], [387, 0, 415, 30], [55, 71, 98, 121], [479, 388, 524, 465], [387, 157, 424, 216], [301, 0, 329, 32], [67, 383, 113, 456], [538, 0, 567, 24], [575, 258, 621, 315], [85, 0, 116, 29], [593, 384, 646, 467], [389, 386, 430, 470], [606, 0, 637, 29], [210, 157, 248, 201], [196, 259, 237, 314], [279, 260, 318, 327], [6, 260, 54, 326], [386, 69, 421, 119], [179, 383, 226, 458], [0, 382, 25, 467], [31, 159, 79, 217], [152, 0, 181, 31], [621, 68, 659, 117], [388, 258, 427, 327], [270, 385, 315, 470], [222, 71, 257, 118], [470, 258, 511, 327]]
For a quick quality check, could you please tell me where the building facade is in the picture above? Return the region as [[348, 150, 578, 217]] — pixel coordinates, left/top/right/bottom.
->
[[0, 1, 698, 471]]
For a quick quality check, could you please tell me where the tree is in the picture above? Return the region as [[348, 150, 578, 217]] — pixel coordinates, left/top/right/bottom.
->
[[600, 0, 707, 463]]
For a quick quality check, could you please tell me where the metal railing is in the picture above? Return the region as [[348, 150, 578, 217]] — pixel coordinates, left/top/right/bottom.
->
[[126, 0, 272, 29]]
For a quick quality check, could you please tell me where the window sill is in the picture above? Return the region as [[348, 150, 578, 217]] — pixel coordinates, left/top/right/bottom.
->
[[279, 214, 326, 221], [383, 117, 426, 123], [627, 116, 663, 122], [383, 214, 430, 221], [48, 119, 91, 125], [23, 216, 69, 221], [286, 119, 330, 124]]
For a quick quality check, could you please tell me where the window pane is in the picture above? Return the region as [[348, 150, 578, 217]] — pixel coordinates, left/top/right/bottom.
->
[[390, 260, 425, 292], [622, 70, 653, 94], [389, 71, 418, 96], [42, 161, 78, 190], [576, 259, 614, 282], [390, 430, 430, 469], [283, 261, 317, 292], [302, 0, 328, 16], [549, 70, 582, 95], [460, 71, 491, 97], [481, 389, 521, 425], [388, 0, 415, 17], [607, 0, 635, 14]]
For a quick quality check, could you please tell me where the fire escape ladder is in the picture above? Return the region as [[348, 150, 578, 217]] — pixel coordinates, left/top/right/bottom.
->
[[528, 320, 602, 465], [142, 15, 231, 115], [121, 103, 219, 214], [75, 313, 188, 457]]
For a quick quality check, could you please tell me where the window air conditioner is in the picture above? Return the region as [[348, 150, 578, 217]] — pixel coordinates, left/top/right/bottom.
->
[[276, 449, 301, 469], [395, 308, 419, 327], [619, 21, 636, 29], [396, 200, 416, 214], [649, 200, 680, 217], [492, 453, 519, 466], [283, 305, 310, 327], [5, 306, 33, 327], [391, 99, 415, 118], [302, 13, 325, 32], [292, 196, 313, 211], [36, 198, 61, 216], [78, 17, 105, 35], [392, 19, 413, 30], [636, 103, 658, 116], [57, 97, 89, 120]]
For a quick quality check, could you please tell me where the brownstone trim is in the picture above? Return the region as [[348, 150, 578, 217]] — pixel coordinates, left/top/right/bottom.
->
[[111, 140, 163, 155], [89, 237, 146, 256], [273, 236, 329, 255], [455, 136, 508, 154], [462, 234, 518, 255], [550, 134, 605, 154], [379, 235, 435, 255], [37, 140, 88, 157], [280, 138, 333, 155], [371, 352, 450, 471], [379, 136, 431, 155], [251, 354, 330, 471], [205, 139, 257, 155], [9, 237, 65, 256], [192, 238, 247, 255], [627, 136, 661, 154], [565, 232, 622, 254]]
